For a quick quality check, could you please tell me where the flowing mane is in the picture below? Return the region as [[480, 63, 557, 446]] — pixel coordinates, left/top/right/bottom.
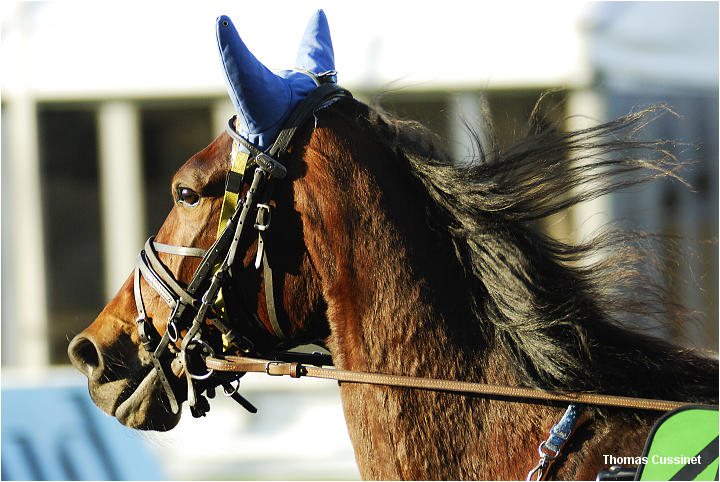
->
[[344, 98, 718, 404]]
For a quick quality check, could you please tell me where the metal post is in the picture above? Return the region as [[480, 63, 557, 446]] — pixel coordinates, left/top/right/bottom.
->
[[1, 2, 49, 368]]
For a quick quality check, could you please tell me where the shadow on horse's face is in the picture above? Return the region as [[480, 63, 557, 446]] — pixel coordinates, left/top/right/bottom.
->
[[68, 131, 325, 430]]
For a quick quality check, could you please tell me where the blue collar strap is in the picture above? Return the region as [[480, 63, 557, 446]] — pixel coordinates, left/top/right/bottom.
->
[[216, 10, 336, 153]]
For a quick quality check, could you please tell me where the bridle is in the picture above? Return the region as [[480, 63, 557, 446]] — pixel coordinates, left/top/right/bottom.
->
[[133, 75, 350, 418]]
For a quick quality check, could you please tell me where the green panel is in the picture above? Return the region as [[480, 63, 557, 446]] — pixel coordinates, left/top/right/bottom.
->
[[639, 407, 719, 481]]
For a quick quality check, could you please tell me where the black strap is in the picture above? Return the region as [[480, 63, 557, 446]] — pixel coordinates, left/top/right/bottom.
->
[[225, 83, 350, 162], [270, 83, 351, 159], [236, 82, 351, 342]]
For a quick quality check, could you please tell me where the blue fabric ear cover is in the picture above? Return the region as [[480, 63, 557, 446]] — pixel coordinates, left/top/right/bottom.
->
[[216, 10, 336, 152]]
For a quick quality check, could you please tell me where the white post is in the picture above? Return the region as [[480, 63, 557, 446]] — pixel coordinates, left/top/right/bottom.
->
[[2, 96, 50, 369], [96, 102, 145, 301]]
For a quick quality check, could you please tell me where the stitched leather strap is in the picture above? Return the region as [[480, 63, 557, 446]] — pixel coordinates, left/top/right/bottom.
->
[[205, 356, 691, 412]]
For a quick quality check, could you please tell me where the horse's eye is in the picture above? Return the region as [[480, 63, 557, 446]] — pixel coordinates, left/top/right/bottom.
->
[[177, 187, 200, 207]]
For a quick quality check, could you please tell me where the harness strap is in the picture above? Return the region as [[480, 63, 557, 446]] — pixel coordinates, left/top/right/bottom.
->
[[218, 119, 252, 239], [253, 83, 350, 340], [143, 238, 199, 308], [205, 356, 691, 412], [137, 250, 178, 309], [133, 262, 180, 414], [225, 117, 262, 159], [262, 247, 285, 340], [153, 241, 208, 258], [269, 83, 350, 159]]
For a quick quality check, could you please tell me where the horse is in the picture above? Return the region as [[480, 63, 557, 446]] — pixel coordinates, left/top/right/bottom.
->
[[68, 11, 718, 480]]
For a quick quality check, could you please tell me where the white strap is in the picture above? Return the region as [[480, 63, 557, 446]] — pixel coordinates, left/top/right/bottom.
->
[[153, 241, 208, 258]]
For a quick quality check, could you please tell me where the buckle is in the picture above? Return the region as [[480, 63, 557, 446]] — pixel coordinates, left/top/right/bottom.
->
[[255, 153, 287, 179], [254, 203, 272, 231], [538, 441, 560, 460], [317, 70, 337, 84], [225, 170, 244, 194], [264, 361, 284, 376]]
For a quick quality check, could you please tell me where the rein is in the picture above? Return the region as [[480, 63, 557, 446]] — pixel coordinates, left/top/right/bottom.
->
[[206, 354, 692, 480], [205, 355, 689, 412]]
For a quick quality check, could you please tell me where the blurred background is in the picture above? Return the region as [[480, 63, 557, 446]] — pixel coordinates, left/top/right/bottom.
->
[[1, 1, 717, 480]]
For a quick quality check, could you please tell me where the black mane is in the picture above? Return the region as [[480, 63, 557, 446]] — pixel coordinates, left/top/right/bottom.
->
[[363, 99, 718, 407]]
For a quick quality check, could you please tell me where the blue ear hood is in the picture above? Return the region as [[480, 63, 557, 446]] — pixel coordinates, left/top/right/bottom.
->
[[216, 10, 336, 152]]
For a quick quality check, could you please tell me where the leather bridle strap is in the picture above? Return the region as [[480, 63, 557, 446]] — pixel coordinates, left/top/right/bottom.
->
[[222, 82, 352, 341], [205, 356, 690, 412]]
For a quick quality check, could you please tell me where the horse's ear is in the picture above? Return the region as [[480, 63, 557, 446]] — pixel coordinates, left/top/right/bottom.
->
[[216, 15, 291, 147], [295, 9, 335, 75]]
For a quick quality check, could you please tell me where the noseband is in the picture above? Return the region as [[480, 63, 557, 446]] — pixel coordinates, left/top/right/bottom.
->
[[133, 78, 351, 417]]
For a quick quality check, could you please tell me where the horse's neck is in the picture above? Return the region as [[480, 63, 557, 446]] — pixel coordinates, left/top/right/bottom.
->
[[296, 133, 563, 479], [293, 120, 681, 479]]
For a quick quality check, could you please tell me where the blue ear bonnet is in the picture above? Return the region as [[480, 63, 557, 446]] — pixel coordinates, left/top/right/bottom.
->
[[216, 10, 336, 152]]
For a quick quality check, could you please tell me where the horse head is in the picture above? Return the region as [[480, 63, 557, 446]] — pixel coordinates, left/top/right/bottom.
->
[[68, 10, 341, 431]]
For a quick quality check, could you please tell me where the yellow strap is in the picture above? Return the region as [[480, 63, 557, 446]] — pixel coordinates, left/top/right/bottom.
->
[[215, 119, 251, 346], [217, 126, 251, 238]]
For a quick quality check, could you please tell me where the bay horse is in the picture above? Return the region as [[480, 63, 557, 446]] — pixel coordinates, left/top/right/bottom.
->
[[68, 11, 717, 480]]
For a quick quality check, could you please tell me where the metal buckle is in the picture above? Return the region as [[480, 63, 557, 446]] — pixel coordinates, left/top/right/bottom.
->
[[526, 441, 560, 481], [538, 441, 560, 460], [264, 361, 284, 376], [317, 70, 338, 84], [166, 321, 179, 343], [254, 203, 272, 231], [255, 153, 287, 179], [165, 303, 181, 342]]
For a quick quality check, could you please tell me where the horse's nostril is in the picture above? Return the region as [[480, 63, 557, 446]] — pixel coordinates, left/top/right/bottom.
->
[[68, 335, 102, 377]]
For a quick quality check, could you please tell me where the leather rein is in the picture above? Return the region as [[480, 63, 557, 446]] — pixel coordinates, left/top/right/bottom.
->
[[205, 355, 688, 413]]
